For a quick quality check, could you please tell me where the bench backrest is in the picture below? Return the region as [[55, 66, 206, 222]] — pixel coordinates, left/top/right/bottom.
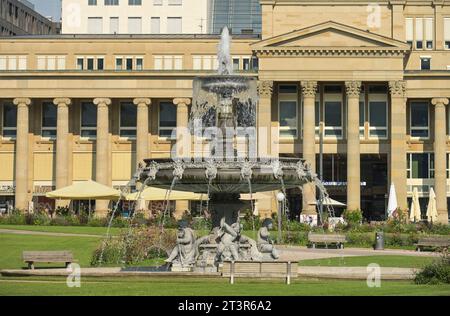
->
[[222, 261, 292, 276], [308, 233, 347, 243], [23, 251, 74, 262], [418, 237, 450, 246]]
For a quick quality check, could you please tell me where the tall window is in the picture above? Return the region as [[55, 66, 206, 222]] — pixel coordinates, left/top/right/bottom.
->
[[359, 86, 365, 138], [445, 18, 450, 49], [159, 102, 177, 138], [116, 57, 123, 70], [407, 153, 434, 179], [151, 17, 160, 34], [120, 102, 137, 138], [105, 0, 119, 5], [421, 57, 431, 70], [129, 0, 141, 4], [410, 101, 429, 138], [81, 102, 97, 138], [128, 17, 142, 34], [315, 93, 321, 137], [42, 102, 57, 138], [407, 17, 434, 50], [110, 17, 119, 34], [154, 55, 182, 70], [2, 102, 16, 138], [368, 85, 388, 139], [167, 17, 182, 33], [278, 85, 298, 138], [87, 17, 103, 33], [324, 85, 343, 138]]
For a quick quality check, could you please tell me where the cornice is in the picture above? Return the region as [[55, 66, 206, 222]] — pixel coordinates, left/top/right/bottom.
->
[[254, 47, 409, 57]]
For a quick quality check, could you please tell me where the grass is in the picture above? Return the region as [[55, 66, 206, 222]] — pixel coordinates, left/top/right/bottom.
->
[[0, 277, 449, 296], [298, 256, 435, 268], [0, 224, 123, 236]]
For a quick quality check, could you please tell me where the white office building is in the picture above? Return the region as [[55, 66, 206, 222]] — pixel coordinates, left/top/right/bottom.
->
[[61, 0, 209, 34]]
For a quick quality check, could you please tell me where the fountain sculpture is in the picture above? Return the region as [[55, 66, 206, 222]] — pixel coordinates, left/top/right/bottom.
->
[[137, 27, 324, 272]]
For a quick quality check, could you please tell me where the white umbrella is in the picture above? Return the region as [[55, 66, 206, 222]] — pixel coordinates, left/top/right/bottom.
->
[[410, 187, 421, 222], [387, 183, 398, 218], [310, 197, 346, 207], [426, 187, 438, 223]]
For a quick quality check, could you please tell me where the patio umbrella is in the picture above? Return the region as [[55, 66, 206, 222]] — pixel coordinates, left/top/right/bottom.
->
[[426, 187, 438, 223], [310, 197, 346, 207], [387, 183, 398, 218], [126, 186, 207, 201], [409, 187, 421, 222], [46, 180, 121, 200]]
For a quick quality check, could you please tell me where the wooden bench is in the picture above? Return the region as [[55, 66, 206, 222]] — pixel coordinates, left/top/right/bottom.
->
[[415, 237, 450, 252], [23, 251, 76, 270], [222, 261, 294, 284], [308, 233, 347, 249]]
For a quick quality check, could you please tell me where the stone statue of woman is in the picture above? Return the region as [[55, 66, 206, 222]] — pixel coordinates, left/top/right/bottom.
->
[[165, 222, 197, 267], [257, 218, 279, 259]]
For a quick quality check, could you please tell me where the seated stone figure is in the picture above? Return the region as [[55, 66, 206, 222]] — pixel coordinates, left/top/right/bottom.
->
[[257, 219, 279, 260], [165, 222, 197, 267]]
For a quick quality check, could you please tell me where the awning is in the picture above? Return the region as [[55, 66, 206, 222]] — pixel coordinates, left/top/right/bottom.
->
[[46, 180, 121, 200], [240, 191, 274, 201], [126, 186, 208, 201]]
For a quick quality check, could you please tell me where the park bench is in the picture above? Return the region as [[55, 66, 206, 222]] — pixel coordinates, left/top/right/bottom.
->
[[308, 233, 347, 249], [22, 251, 76, 270], [415, 237, 450, 252], [222, 261, 294, 284]]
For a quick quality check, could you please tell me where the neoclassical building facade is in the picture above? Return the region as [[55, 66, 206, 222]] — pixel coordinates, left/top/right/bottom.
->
[[0, 0, 449, 223]]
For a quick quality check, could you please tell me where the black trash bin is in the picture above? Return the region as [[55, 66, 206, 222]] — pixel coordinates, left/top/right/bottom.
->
[[374, 232, 384, 250]]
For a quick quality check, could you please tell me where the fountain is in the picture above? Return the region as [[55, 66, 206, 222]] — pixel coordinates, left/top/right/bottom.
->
[[136, 27, 326, 272]]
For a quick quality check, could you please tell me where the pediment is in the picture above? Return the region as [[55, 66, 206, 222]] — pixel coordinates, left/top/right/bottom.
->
[[252, 21, 411, 52]]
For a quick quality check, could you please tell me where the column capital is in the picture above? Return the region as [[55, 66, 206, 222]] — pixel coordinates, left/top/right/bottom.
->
[[389, 80, 407, 98], [133, 98, 152, 107], [432, 98, 449, 107], [13, 98, 31, 107], [345, 81, 362, 98], [301, 81, 318, 98], [257, 80, 274, 98], [53, 98, 71, 107], [93, 98, 112, 107], [173, 98, 191, 106]]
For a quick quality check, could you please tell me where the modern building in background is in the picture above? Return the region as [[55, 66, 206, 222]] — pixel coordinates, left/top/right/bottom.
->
[[0, 0, 58, 36], [61, 0, 209, 34], [208, 0, 261, 35]]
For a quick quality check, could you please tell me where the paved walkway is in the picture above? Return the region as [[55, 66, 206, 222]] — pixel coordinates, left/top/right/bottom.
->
[[277, 245, 439, 261], [0, 229, 101, 238]]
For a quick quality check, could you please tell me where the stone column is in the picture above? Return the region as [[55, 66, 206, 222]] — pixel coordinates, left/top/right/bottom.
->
[[54, 98, 71, 208], [301, 81, 318, 215], [13, 98, 31, 211], [173, 98, 191, 220], [346, 81, 362, 210], [432, 97, 449, 224], [133, 98, 151, 166], [257, 81, 275, 158], [93, 98, 112, 217], [389, 81, 408, 211]]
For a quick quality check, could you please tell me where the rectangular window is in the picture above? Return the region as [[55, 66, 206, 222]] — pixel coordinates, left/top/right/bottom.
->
[[56, 56, 65, 70], [126, 58, 133, 70], [88, 0, 97, 5], [164, 56, 173, 70], [120, 102, 137, 138], [128, 17, 142, 34], [315, 94, 321, 137], [2, 102, 16, 138], [116, 57, 123, 70], [105, 0, 119, 5], [173, 56, 183, 70], [359, 87, 365, 138], [232, 58, 240, 71], [415, 18, 423, 49], [154, 55, 162, 70], [87, 58, 94, 70], [47, 56, 56, 70], [407, 153, 434, 179], [242, 57, 251, 71], [8, 56, 16, 70], [151, 17, 160, 34], [136, 58, 143, 70], [159, 101, 177, 138], [444, 18, 450, 49], [87, 17, 103, 33], [167, 17, 182, 33], [410, 101, 429, 138], [110, 17, 119, 34], [367, 85, 387, 139], [193, 56, 201, 70], [18, 56, 27, 70], [406, 18, 413, 46], [421, 57, 431, 70], [42, 102, 57, 138], [0, 56, 7, 70], [81, 102, 97, 139], [279, 101, 298, 138], [324, 86, 343, 138], [76, 58, 84, 70], [425, 18, 433, 49], [129, 0, 141, 5], [97, 58, 104, 70]]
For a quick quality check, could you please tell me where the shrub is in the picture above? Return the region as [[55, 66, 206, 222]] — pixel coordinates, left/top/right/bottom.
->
[[415, 252, 450, 284], [342, 209, 363, 227], [91, 227, 176, 266]]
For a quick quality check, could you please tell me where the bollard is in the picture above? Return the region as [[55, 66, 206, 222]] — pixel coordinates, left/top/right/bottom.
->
[[230, 261, 235, 285], [286, 262, 291, 285]]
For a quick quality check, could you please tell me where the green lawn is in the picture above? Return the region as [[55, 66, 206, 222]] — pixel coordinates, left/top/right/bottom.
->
[[0, 224, 123, 236], [0, 277, 449, 296], [298, 256, 435, 269]]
